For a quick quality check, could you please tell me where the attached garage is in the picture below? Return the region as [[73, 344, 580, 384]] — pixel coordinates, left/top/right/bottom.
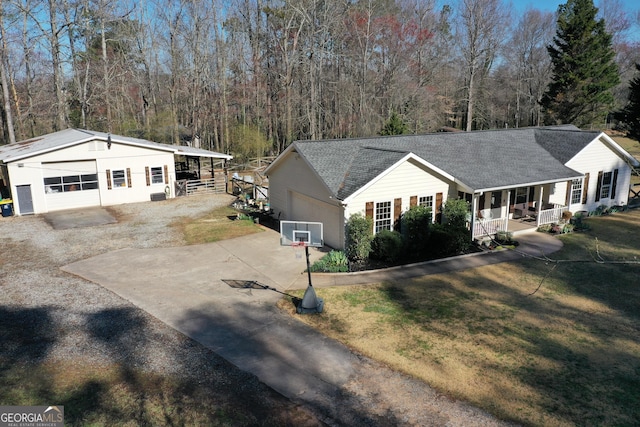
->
[[289, 191, 342, 248], [43, 161, 101, 211]]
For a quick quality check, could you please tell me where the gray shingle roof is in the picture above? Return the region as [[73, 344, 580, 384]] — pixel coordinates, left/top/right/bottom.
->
[[292, 126, 595, 200]]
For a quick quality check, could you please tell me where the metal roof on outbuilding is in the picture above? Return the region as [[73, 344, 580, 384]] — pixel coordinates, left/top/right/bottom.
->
[[0, 128, 232, 163]]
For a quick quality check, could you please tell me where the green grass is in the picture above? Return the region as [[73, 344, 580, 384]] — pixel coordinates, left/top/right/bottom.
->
[[285, 209, 640, 426], [176, 205, 264, 244]]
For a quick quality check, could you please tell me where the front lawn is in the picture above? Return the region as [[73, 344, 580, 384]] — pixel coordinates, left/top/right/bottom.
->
[[175, 205, 264, 244], [283, 209, 640, 426]]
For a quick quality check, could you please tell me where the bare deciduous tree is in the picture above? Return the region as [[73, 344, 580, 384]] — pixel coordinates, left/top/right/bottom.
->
[[455, 0, 509, 131]]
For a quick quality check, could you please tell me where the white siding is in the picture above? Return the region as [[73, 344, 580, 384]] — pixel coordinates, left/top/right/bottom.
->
[[565, 137, 632, 212], [267, 150, 345, 248], [345, 158, 451, 229], [6, 139, 176, 214], [548, 181, 569, 207]]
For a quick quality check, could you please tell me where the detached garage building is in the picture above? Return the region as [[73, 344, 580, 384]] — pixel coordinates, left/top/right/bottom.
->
[[0, 129, 232, 215]]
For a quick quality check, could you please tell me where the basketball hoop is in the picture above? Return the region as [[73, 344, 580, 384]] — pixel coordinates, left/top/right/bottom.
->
[[292, 241, 306, 259]]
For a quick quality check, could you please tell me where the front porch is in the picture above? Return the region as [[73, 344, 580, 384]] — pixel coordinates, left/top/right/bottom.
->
[[471, 199, 568, 239]]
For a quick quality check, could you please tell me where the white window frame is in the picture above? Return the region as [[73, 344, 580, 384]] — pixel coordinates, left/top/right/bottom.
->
[[374, 201, 393, 234], [150, 166, 164, 184], [600, 172, 612, 199], [570, 179, 583, 205], [112, 169, 127, 188], [418, 195, 433, 209], [418, 195, 434, 221]]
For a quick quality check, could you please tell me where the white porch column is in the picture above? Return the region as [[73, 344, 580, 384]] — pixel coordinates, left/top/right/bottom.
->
[[471, 193, 478, 239], [505, 190, 511, 232], [537, 186, 544, 227]]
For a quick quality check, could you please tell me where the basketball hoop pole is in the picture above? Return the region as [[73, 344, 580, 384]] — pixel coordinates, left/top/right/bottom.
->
[[297, 243, 324, 314], [305, 245, 312, 288]]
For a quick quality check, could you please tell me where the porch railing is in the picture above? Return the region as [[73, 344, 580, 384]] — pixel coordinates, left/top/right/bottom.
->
[[473, 217, 508, 238], [537, 204, 568, 226]]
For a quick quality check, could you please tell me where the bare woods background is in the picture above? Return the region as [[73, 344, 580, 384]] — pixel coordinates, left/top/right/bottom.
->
[[0, 0, 638, 157]]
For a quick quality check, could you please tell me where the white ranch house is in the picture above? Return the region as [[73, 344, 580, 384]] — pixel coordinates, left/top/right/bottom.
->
[[265, 125, 640, 250], [0, 129, 232, 215]]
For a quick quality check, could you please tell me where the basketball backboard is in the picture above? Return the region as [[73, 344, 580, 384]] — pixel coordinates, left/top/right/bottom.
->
[[280, 220, 323, 247]]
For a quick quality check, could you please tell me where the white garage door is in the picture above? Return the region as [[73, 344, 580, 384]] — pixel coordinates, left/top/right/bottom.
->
[[290, 191, 342, 249], [43, 161, 101, 211]]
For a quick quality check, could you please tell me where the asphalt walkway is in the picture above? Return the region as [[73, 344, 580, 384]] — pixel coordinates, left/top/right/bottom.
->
[[62, 227, 562, 423]]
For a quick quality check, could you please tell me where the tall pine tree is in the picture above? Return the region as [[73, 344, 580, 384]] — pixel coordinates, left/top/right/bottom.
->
[[541, 0, 619, 127], [615, 63, 640, 141], [379, 111, 409, 136]]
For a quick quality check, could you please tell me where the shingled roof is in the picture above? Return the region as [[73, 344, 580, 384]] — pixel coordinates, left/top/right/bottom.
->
[[289, 126, 597, 200]]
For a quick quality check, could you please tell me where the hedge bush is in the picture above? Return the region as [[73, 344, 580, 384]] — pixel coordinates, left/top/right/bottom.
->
[[345, 213, 373, 262], [401, 205, 432, 260], [370, 229, 404, 263]]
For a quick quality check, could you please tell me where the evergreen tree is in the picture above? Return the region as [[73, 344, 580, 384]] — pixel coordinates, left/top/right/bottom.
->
[[615, 63, 640, 141], [379, 111, 409, 136], [541, 0, 619, 127]]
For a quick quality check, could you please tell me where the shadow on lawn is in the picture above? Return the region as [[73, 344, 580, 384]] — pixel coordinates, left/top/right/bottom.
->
[[0, 305, 323, 426]]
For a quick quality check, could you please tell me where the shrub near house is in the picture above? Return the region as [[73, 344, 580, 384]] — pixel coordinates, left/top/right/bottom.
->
[[314, 200, 473, 272]]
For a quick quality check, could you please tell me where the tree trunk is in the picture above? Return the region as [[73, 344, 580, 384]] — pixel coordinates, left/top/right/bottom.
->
[[48, 0, 67, 130]]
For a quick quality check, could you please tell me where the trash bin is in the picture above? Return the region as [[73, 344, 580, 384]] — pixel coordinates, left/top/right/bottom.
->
[[0, 199, 13, 217]]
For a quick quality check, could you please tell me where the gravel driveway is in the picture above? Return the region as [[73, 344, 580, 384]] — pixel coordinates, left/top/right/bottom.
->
[[0, 194, 516, 426]]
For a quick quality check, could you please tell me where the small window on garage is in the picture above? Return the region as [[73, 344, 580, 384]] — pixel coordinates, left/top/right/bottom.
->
[[44, 177, 62, 193], [151, 167, 164, 184], [112, 169, 127, 187], [44, 174, 99, 193], [81, 174, 99, 190]]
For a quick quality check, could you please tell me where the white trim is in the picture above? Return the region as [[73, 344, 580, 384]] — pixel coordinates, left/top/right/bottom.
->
[[476, 175, 584, 193], [373, 199, 394, 233], [597, 133, 640, 167], [417, 194, 435, 222]]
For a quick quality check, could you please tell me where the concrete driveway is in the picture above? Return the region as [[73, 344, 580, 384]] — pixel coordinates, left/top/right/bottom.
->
[[62, 228, 354, 413], [62, 223, 562, 422]]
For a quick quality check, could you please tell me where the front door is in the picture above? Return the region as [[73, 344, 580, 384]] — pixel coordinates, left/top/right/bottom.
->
[[16, 185, 34, 214]]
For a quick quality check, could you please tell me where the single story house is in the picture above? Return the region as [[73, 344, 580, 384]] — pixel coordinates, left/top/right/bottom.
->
[[264, 125, 640, 249], [0, 129, 232, 215]]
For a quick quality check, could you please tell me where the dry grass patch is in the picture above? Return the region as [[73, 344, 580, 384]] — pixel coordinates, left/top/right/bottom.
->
[[176, 205, 263, 244], [282, 209, 640, 426], [612, 135, 640, 193], [0, 360, 320, 426], [612, 135, 640, 158]]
